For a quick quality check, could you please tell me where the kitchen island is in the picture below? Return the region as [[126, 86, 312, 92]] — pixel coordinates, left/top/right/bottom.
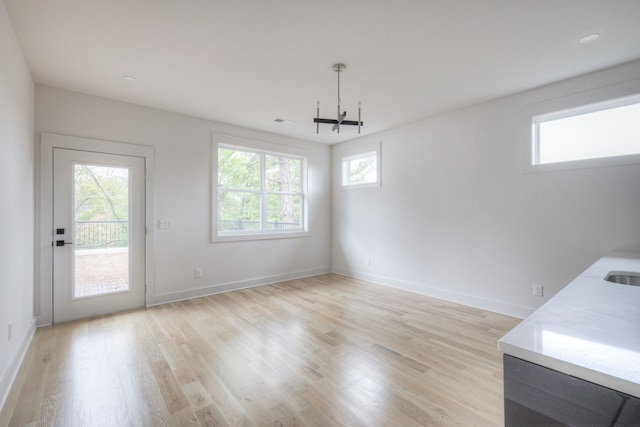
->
[[499, 251, 640, 425]]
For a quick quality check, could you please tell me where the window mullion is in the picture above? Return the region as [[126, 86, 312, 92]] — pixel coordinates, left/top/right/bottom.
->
[[218, 188, 262, 194], [260, 153, 267, 231], [267, 191, 301, 197]]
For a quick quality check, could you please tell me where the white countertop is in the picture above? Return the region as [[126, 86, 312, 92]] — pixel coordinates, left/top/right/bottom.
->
[[499, 251, 640, 398]]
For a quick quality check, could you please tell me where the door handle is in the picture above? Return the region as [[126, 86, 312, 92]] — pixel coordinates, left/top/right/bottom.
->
[[55, 240, 73, 247]]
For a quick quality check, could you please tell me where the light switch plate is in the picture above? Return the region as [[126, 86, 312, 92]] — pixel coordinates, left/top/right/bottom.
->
[[158, 219, 174, 229]]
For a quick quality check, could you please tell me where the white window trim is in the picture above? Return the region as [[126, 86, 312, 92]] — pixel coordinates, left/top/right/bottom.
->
[[523, 80, 640, 173], [338, 141, 382, 189], [211, 133, 310, 243]]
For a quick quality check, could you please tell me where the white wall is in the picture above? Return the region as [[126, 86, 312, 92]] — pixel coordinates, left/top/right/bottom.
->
[[332, 60, 640, 318], [35, 86, 331, 323], [0, 0, 35, 408]]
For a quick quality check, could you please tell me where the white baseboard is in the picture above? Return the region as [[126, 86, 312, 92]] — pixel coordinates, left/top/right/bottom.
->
[[0, 317, 36, 413], [331, 267, 533, 319], [146, 267, 331, 306]]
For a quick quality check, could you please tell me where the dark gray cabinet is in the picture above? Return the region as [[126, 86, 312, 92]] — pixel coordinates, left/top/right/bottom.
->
[[504, 355, 640, 426]]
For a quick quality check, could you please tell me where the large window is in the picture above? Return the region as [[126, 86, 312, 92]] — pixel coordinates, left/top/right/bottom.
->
[[532, 94, 640, 166], [215, 141, 307, 241]]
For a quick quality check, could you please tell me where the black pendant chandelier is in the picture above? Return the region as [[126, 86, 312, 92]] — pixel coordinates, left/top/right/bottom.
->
[[314, 63, 363, 134]]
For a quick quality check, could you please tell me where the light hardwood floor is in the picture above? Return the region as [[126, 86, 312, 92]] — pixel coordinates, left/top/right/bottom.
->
[[0, 274, 520, 426]]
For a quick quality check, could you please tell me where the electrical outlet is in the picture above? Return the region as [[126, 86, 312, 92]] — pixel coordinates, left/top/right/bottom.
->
[[365, 257, 371, 266], [533, 284, 543, 297], [8, 323, 12, 341], [194, 268, 203, 278]]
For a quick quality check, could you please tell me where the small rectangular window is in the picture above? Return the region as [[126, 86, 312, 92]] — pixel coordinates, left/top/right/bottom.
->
[[340, 142, 381, 188], [343, 151, 377, 186], [532, 94, 640, 165]]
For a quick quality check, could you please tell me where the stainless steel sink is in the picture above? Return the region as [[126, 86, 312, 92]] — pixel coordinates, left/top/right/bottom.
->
[[604, 271, 640, 286]]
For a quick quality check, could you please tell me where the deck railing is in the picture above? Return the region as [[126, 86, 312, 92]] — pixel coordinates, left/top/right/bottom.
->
[[75, 220, 128, 249], [218, 220, 300, 231], [76, 219, 299, 248]]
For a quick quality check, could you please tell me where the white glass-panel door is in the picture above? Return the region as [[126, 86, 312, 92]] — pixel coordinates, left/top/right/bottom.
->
[[53, 148, 145, 323]]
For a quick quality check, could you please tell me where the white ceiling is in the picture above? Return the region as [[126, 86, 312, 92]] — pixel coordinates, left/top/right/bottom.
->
[[5, 0, 640, 144]]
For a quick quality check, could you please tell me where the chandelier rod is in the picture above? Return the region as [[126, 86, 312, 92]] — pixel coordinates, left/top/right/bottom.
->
[[314, 63, 362, 134], [336, 64, 342, 133]]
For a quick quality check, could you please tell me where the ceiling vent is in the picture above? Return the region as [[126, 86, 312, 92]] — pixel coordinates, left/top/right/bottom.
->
[[274, 118, 295, 125]]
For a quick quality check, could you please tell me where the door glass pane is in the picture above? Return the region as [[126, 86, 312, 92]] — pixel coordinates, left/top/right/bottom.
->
[[74, 164, 129, 298]]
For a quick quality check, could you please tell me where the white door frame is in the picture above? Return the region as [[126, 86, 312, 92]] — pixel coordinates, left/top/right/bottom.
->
[[38, 133, 155, 325]]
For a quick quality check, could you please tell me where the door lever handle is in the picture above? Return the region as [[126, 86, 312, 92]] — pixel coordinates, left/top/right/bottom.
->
[[55, 240, 73, 247]]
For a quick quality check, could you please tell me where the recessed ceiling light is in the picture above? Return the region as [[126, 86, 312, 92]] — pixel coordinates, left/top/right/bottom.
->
[[579, 33, 601, 44], [122, 75, 137, 82]]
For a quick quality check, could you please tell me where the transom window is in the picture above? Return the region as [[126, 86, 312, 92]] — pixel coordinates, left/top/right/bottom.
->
[[342, 151, 377, 186], [215, 143, 307, 240], [532, 94, 640, 166], [340, 142, 381, 188]]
